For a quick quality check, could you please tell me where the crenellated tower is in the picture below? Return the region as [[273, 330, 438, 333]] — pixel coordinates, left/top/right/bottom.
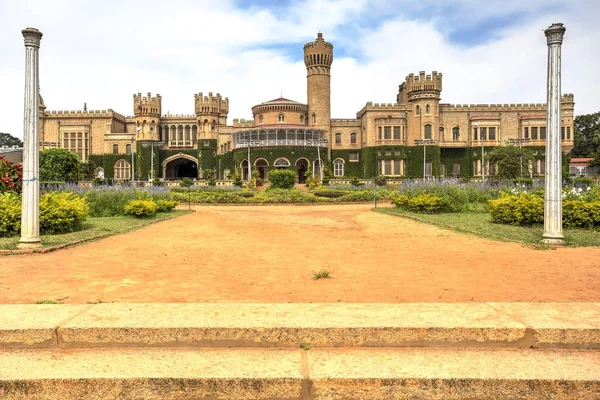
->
[[133, 92, 162, 140], [304, 33, 333, 142], [194, 92, 229, 138], [398, 71, 443, 141]]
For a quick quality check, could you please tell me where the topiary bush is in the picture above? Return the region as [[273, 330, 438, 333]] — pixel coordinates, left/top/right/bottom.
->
[[488, 193, 544, 225], [39, 192, 89, 234], [0, 192, 21, 237], [268, 169, 296, 189], [406, 194, 451, 214], [155, 199, 177, 212], [124, 199, 158, 217]]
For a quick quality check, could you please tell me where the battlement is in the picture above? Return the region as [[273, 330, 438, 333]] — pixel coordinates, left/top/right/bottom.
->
[[356, 102, 405, 119], [397, 71, 443, 103], [45, 109, 127, 121], [562, 93, 575, 103], [440, 103, 547, 111], [195, 92, 229, 116], [133, 92, 162, 116], [232, 118, 255, 128], [304, 33, 333, 69], [331, 118, 360, 127]]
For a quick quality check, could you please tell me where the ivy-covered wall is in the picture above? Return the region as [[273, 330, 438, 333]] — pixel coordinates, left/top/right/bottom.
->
[[198, 139, 217, 173], [216, 152, 235, 179], [405, 145, 441, 179], [135, 141, 160, 180], [440, 148, 472, 178], [88, 154, 133, 180]]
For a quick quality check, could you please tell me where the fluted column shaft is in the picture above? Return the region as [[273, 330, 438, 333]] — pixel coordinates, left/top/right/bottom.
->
[[543, 23, 566, 244], [19, 28, 43, 249]]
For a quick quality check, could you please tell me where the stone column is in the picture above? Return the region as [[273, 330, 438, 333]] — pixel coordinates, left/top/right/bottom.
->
[[542, 23, 566, 244], [18, 28, 43, 249]]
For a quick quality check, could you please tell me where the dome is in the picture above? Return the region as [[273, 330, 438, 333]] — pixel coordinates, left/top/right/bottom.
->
[[251, 97, 308, 127]]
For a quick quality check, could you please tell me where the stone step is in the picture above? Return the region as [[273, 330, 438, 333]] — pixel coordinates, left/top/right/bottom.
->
[[2, 303, 599, 349], [1, 347, 598, 399]]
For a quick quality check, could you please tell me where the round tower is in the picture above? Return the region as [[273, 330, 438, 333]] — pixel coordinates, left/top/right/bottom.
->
[[304, 33, 333, 142], [133, 92, 162, 141]]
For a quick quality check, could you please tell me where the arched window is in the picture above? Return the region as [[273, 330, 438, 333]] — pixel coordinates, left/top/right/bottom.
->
[[424, 124, 432, 139], [158, 126, 162, 142], [125, 144, 131, 155], [350, 132, 357, 144], [333, 158, 344, 177], [259, 115, 263, 123], [192, 125, 198, 142], [426, 104, 431, 114], [415, 105, 421, 116], [300, 114, 305, 123], [114, 159, 131, 180], [278, 114, 285, 122], [178, 126, 183, 141], [312, 113, 316, 124], [452, 126, 460, 141], [112, 144, 119, 154], [335, 132, 342, 144]]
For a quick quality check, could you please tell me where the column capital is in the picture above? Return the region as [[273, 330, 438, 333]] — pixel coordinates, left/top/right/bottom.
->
[[22, 27, 43, 48], [544, 23, 565, 45]]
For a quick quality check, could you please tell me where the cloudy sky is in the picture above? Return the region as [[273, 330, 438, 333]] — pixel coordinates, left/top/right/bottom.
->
[[0, 0, 598, 138]]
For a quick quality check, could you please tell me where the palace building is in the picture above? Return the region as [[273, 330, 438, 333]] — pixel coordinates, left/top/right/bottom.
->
[[37, 33, 575, 182]]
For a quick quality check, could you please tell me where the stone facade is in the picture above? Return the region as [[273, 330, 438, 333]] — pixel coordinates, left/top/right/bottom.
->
[[37, 33, 575, 181]]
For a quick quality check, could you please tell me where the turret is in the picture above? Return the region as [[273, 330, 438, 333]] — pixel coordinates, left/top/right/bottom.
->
[[133, 92, 162, 140], [398, 72, 443, 142], [304, 33, 333, 142], [194, 92, 229, 138]]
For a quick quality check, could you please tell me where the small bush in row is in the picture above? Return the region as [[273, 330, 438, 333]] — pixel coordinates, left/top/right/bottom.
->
[[488, 193, 600, 229], [124, 200, 158, 217], [0, 192, 89, 237], [392, 193, 451, 214], [155, 199, 177, 212]]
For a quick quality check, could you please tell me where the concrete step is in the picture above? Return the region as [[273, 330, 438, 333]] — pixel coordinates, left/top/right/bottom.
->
[[2, 303, 599, 350], [1, 347, 599, 399]]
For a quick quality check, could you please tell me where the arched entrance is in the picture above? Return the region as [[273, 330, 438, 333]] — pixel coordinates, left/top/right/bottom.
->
[[255, 159, 268, 181], [241, 160, 249, 181], [162, 154, 199, 179], [296, 158, 308, 184]]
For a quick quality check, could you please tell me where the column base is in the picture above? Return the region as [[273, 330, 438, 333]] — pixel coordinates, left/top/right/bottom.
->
[[541, 233, 564, 245], [17, 238, 42, 249]]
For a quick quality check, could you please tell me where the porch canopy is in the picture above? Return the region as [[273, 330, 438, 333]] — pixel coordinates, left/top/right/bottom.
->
[[232, 126, 327, 150]]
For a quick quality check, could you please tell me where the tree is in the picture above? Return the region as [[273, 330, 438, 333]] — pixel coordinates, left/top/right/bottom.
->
[[487, 145, 534, 179], [572, 112, 600, 157], [39, 149, 80, 182], [0, 133, 23, 147]]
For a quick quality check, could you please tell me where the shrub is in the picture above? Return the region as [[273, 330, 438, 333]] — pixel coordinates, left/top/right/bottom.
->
[[39, 148, 80, 183], [0, 156, 22, 193], [0, 192, 21, 237], [39, 192, 89, 234], [180, 177, 193, 188], [155, 199, 177, 212], [562, 200, 600, 229], [208, 178, 216, 186], [234, 176, 243, 187], [313, 190, 346, 198], [374, 175, 387, 187], [350, 177, 364, 187], [84, 187, 170, 217], [405, 194, 451, 214], [268, 169, 296, 189], [391, 195, 409, 208], [488, 193, 544, 225], [124, 199, 158, 217]]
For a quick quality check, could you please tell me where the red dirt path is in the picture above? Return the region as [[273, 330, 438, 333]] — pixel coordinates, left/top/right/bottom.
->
[[1, 204, 599, 304]]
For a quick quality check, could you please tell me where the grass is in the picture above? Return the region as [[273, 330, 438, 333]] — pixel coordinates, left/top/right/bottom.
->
[[0, 210, 191, 251], [376, 208, 600, 248], [34, 300, 61, 304], [312, 269, 332, 280]]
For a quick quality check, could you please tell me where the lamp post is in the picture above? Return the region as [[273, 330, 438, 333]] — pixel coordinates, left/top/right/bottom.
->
[[473, 122, 484, 183], [415, 139, 435, 180], [508, 138, 531, 178], [141, 141, 163, 181]]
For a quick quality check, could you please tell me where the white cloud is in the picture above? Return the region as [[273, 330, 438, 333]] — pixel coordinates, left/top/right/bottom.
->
[[0, 0, 597, 138]]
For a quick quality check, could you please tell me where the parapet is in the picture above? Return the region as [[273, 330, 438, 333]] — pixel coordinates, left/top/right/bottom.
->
[[195, 92, 229, 116], [232, 118, 255, 128], [44, 109, 127, 121], [397, 71, 443, 103], [304, 33, 333, 69], [133, 92, 162, 116]]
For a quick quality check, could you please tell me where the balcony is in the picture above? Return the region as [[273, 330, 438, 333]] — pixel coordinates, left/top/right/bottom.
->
[[232, 128, 328, 149]]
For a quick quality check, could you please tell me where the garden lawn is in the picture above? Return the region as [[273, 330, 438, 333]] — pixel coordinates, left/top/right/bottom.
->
[[376, 208, 600, 247], [0, 210, 191, 251]]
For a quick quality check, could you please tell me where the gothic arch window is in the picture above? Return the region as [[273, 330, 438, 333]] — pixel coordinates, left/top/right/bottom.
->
[[114, 159, 131, 180], [192, 125, 198, 142], [312, 113, 316, 124], [452, 126, 460, 141], [426, 104, 431, 114], [125, 144, 131, 155], [350, 132, 357, 144], [158, 125, 163, 142], [415, 105, 421, 116], [300, 114, 304, 123], [112, 144, 119, 154], [424, 124, 432, 139], [333, 158, 345, 177], [335, 132, 342, 144], [259, 115, 264, 123], [278, 113, 285, 122]]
